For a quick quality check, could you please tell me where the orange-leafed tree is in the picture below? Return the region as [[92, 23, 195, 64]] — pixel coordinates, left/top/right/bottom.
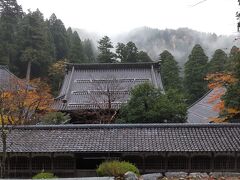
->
[[0, 77, 53, 178], [206, 48, 240, 122], [205, 73, 237, 122]]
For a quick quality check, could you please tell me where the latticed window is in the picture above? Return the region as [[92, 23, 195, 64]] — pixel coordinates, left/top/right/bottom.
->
[[167, 156, 188, 170], [32, 156, 51, 170], [214, 156, 235, 170], [191, 156, 211, 170], [145, 156, 165, 169], [53, 156, 74, 169], [9, 156, 29, 170]]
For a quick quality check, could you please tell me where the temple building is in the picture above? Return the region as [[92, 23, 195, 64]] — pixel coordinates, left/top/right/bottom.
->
[[54, 62, 164, 123], [1, 124, 240, 178], [0, 65, 23, 90], [187, 88, 226, 123]]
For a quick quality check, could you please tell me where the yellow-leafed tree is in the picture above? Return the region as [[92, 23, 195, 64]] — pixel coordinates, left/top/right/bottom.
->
[[0, 77, 53, 177]]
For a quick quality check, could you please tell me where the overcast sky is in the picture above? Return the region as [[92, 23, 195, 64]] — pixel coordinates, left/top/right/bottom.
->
[[17, 0, 239, 36]]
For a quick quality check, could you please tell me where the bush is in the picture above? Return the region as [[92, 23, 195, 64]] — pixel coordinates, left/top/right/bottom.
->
[[32, 172, 57, 179], [41, 112, 70, 125], [96, 160, 140, 177]]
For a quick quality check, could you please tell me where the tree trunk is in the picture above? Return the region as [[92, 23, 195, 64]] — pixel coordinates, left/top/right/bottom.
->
[[26, 60, 31, 83], [1, 127, 7, 178]]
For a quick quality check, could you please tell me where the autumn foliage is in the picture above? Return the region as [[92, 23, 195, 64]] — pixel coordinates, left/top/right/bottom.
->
[[206, 72, 239, 122], [0, 78, 53, 125]]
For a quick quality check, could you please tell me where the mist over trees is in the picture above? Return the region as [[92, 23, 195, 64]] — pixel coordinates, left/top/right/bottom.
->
[[97, 36, 152, 63], [114, 27, 239, 65], [116, 41, 152, 62], [76, 27, 240, 68]]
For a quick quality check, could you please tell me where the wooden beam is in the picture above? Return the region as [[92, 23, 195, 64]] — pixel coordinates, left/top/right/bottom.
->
[[29, 153, 32, 177], [51, 153, 54, 172]]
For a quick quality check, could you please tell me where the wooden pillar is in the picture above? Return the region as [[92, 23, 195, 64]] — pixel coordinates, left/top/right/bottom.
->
[[142, 154, 145, 174], [165, 152, 168, 172], [51, 153, 54, 173], [7, 153, 10, 178], [188, 152, 191, 173], [211, 152, 214, 172], [73, 153, 77, 177], [235, 152, 238, 172], [29, 153, 32, 177]]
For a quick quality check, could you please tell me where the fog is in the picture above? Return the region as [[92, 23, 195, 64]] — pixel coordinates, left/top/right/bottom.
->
[[76, 27, 240, 67]]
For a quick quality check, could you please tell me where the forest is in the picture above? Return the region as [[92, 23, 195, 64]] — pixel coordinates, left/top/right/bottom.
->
[[0, 0, 240, 124]]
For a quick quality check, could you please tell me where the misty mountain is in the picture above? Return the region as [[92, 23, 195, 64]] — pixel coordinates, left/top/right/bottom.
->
[[74, 28, 100, 46], [75, 27, 240, 67]]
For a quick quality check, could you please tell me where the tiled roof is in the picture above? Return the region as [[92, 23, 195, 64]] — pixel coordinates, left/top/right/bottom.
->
[[54, 62, 164, 110], [187, 88, 226, 123], [0, 66, 18, 90], [0, 66, 30, 91], [2, 124, 240, 153]]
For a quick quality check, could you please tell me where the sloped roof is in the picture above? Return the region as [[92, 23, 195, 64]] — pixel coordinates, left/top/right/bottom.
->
[[54, 62, 164, 111], [0, 66, 18, 90], [187, 88, 226, 123], [0, 65, 29, 91], [2, 123, 240, 153]]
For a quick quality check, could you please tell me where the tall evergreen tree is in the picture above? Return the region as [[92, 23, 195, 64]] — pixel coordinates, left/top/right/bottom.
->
[[97, 36, 115, 63], [222, 48, 240, 121], [160, 50, 182, 90], [226, 46, 239, 71], [48, 13, 69, 60], [18, 9, 52, 81], [0, 0, 22, 68], [138, 51, 152, 62], [116, 43, 127, 62], [116, 41, 138, 62], [83, 39, 95, 63], [184, 44, 208, 104], [208, 49, 228, 73], [68, 30, 84, 63], [124, 41, 138, 62]]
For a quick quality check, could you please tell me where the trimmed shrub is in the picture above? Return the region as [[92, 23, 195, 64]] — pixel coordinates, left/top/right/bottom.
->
[[96, 160, 140, 177], [32, 172, 57, 179]]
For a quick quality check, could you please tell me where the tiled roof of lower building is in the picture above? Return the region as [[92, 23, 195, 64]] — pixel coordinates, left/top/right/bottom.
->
[[187, 88, 226, 123], [2, 123, 240, 153]]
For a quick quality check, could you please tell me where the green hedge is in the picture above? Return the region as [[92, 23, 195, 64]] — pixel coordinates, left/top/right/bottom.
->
[[96, 160, 140, 177], [32, 172, 57, 179]]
